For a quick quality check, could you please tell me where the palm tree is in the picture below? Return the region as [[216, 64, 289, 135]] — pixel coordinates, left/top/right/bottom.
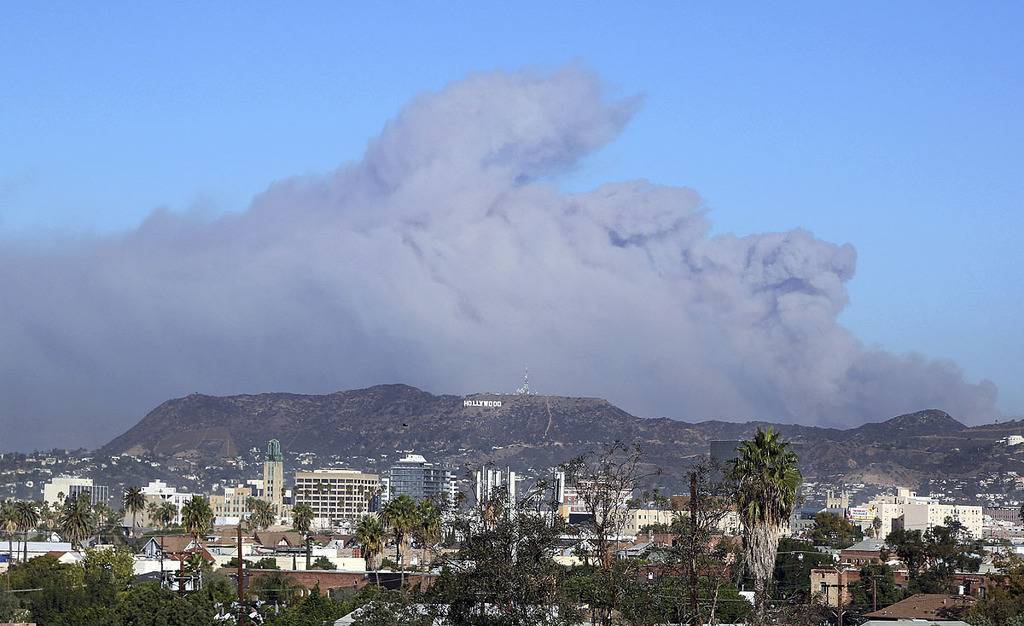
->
[[184, 550, 208, 590], [729, 427, 801, 624], [291, 502, 314, 570], [380, 494, 418, 587], [291, 503, 313, 535], [355, 514, 385, 586], [123, 487, 146, 533], [153, 501, 178, 529], [58, 493, 96, 549], [246, 497, 275, 531], [0, 500, 17, 562], [413, 500, 442, 570], [180, 496, 214, 547], [13, 501, 39, 563], [92, 502, 124, 545]]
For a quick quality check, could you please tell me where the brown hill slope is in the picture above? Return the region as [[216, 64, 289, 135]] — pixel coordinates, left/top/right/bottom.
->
[[100, 384, 1024, 486]]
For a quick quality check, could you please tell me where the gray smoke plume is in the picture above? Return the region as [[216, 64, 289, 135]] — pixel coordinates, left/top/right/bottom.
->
[[0, 66, 998, 450]]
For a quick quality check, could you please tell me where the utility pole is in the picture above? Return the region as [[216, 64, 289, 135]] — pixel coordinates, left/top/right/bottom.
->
[[689, 472, 699, 626], [178, 556, 185, 596], [837, 582, 844, 626], [872, 575, 878, 612], [237, 521, 246, 626]]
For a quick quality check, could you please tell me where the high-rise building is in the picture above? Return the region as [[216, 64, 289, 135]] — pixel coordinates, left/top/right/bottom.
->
[[474, 466, 516, 506], [293, 469, 380, 525], [387, 454, 456, 505], [263, 439, 284, 510]]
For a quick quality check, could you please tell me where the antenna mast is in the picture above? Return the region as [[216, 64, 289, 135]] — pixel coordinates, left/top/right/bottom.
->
[[515, 367, 531, 395]]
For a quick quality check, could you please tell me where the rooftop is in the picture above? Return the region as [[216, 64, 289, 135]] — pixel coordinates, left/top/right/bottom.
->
[[864, 594, 975, 620]]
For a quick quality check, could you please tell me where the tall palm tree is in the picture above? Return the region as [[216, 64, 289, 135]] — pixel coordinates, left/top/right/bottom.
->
[[291, 503, 313, 536], [355, 514, 385, 586], [58, 493, 96, 549], [180, 496, 214, 547], [246, 497, 275, 531], [729, 427, 801, 624], [123, 487, 146, 533], [291, 502, 314, 570], [0, 500, 17, 562], [413, 500, 442, 569], [14, 501, 39, 563], [380, 494, 418, 587]]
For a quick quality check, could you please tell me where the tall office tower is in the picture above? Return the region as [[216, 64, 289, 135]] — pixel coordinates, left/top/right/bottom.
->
[[263, 439, 285, 509]]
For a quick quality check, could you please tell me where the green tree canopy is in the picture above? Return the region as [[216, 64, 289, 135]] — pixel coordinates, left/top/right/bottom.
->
[[809, 511, 863, 549]]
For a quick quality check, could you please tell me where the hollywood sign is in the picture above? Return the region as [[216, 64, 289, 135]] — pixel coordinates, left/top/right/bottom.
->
[[464, 399, 502, 408]]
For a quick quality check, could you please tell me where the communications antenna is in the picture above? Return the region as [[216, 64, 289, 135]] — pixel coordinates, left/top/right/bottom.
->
[[515, 367, 532, 395]]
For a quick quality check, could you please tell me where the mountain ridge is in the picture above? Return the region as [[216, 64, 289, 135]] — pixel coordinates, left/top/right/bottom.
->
[[100, 384, 1023, 488]]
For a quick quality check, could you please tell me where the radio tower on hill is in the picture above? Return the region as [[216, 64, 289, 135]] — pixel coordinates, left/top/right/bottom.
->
[[515, 367, 532, 395]]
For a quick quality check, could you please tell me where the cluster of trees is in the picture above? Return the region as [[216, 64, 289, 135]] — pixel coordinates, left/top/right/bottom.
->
[[0, 548, 377, 625], [1, 493, 130, 554], [0, 548, 224, 624], [808, 512, 863, 549], [349, 494, 442, 583]]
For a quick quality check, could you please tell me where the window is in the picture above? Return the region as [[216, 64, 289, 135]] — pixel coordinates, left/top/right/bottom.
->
[[820, 582, 828, 594]]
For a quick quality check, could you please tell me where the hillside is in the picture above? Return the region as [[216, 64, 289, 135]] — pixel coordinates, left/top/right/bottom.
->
[[101, 384, 1024, 487]]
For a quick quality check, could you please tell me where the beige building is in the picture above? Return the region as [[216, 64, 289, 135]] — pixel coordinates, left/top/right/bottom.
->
[[619, 508, 676, 536], [210, 485, 254, 523], [810, 566, 860, 607], [293, 469, 380, 525]]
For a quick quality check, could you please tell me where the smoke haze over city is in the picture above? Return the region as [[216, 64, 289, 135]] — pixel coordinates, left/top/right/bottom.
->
[[0, 66, 1001, 449]]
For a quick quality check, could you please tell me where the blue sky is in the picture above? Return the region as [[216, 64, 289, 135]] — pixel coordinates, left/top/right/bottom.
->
[[2, 2, 1021, 415]]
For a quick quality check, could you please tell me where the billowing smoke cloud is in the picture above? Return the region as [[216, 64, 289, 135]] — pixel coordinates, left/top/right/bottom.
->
[[0, 66, 998, 449]]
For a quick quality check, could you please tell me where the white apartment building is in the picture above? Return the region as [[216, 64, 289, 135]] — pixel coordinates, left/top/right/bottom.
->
[[293, 469, 380, 527], [903, 502, 983, 539], [123, 480, 197, 526], [857, 487, 983, 539]]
